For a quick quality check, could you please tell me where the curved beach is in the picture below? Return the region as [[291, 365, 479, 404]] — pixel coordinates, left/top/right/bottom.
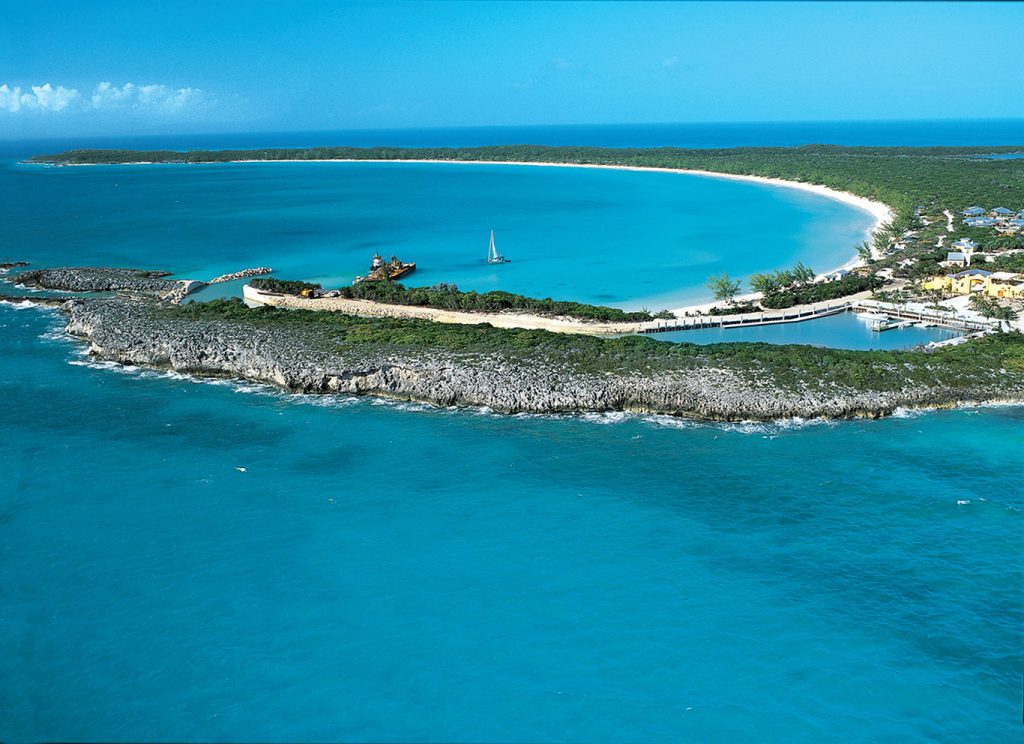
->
[[227, 157, 894, 311], [46, 156, 893, 311], [270, 158, 895, 239]]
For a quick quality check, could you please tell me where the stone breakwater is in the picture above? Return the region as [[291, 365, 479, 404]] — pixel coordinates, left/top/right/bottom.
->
[[58, 297, 1024, 421], [8, 266, 274, 304], [208, 267, 273, 284]]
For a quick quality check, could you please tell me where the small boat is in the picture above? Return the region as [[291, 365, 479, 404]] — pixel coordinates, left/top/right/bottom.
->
[[855, 311, 889, 323], [354, 253, 417, 283], [486, 230, 510, 264]]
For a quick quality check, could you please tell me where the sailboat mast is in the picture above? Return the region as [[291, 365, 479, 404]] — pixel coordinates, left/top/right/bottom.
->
[[489, 229, 496, 261]]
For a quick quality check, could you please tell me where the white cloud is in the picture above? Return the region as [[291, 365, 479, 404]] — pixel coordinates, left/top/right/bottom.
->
[[0, 83, 79, 113], [1, 81, 205, 115], [91, 82, 204, 113]]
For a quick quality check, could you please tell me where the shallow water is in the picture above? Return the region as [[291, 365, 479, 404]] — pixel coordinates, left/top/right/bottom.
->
[[654, 310, 959, 350]]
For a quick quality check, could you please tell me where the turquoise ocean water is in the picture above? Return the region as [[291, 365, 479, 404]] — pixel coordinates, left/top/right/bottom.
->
[[1, 127, 1021, 742], [4, 159, 876, 310]]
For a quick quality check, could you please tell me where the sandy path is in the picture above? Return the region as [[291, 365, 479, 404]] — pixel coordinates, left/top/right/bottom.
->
[[243, 285, 879, 338]]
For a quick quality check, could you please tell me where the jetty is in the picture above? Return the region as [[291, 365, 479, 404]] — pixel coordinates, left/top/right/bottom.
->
[[635, 300, 852, 334], [207, 267, 272, 284], [853, 299, 1000, 333]]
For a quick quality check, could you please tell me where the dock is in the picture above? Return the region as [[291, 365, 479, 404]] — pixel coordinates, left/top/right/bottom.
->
[[852, 300, 999, 333], [636, 300, 853, 334]]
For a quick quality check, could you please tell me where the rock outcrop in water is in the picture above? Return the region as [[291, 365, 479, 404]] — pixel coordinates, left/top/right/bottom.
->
[[15, 267, 178, 293], [57, 296, 1024, 421]]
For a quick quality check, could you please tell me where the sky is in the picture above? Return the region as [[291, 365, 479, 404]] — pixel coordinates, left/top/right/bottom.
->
[[1, 0, 1022, 139]]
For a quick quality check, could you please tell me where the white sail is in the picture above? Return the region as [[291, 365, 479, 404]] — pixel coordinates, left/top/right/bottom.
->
[[487, 229, 507, 263]]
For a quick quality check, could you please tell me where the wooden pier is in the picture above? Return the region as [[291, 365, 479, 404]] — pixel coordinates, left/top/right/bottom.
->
[[852, 300, 998, 333], [636, 300, 853, 334]]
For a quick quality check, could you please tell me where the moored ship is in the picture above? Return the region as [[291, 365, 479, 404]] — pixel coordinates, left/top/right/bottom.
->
[[354, 254, 417, 283]]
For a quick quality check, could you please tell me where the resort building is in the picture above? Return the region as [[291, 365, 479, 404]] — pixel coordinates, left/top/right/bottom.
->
[[944, 251, 968, 268], [952, 238, 979, 252], [922, 269, 1024, 298], [986, 273, 1024, 299], [965, 217, 998, 227], [923, 269, 990, 294], [958, 206, 1022, 233], [815, 269, 849, 283]]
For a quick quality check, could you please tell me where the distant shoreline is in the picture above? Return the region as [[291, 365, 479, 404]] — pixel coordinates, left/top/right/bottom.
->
[[53, 155, 893, 233], [48, 157, 893, 312]]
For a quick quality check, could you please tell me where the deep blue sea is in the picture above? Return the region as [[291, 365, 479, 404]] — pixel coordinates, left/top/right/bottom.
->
[[3, 117, 1023, 154], [1, 124, 1021, 742]]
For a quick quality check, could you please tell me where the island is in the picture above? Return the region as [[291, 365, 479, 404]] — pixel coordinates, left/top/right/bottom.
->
[[11, 144, 1024, 420]]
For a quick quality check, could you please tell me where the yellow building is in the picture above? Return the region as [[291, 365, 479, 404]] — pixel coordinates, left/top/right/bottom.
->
[[923, 269, 1024, 298], [986, 272, 1024, 299], [922, 275, 952, 292]]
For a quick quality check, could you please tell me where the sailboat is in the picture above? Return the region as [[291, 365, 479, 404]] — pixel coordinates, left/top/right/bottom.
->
[[486, 229, 510, 264]]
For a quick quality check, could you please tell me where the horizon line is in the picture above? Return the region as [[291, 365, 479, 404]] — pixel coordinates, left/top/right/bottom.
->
[[4, 117, 1024, 144]]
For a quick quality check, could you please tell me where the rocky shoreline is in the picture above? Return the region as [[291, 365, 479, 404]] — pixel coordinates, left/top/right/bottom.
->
[[4, 265, 276, 305], [15, 266, 178, 293], [52, 295, 1024, 421]]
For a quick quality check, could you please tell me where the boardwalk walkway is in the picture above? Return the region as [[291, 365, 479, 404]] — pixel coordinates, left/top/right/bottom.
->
[[854, 300, 999, 333], [636, 300, 854, 334]]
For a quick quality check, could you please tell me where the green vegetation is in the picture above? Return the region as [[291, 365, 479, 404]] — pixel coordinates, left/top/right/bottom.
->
[[255, 276, 661, 323], [250, 277, 321, 295], [984, 253, 1024, 273], [166, 298, 1024, 390], [706, 273, 741, 302], [708, 302, 759, 316], [749, 262, 816, 296], [970, 294, 1017, 321], [760, 274, 883, 309], [745, 262, 879, 309]]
